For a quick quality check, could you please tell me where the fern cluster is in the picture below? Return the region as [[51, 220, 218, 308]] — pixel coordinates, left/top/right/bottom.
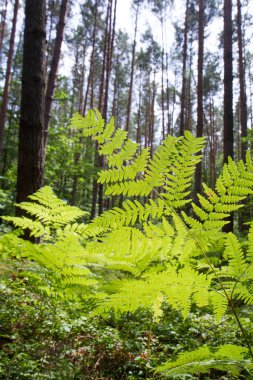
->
[[1, 109, 253, 377]]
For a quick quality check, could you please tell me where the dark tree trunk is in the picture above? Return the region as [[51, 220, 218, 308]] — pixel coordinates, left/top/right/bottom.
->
[[16, 0, 46, 207], [179, 0, 189, 136], [237, 0, 247, 161], [223, 0, 234, 163], [125, 4, 139, 132], [83, 2, 98, 115], [90, 0, 117, 219], [194, 0, 205, 202], [44, 0, 68, 159], [0, 0, 19, 164], [223, 0, 234, 231], [0, 0, 8, 59], [0, 0, 8, 60], [185, 35, 192, 132], [71, 2, 98, 207]]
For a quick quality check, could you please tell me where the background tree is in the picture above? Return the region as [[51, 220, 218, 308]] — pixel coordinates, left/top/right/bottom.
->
[[0, 0, 19, 163], [223, 0, 234, 231], [194, 0, 205, 201], [16, 0, 46, 206]]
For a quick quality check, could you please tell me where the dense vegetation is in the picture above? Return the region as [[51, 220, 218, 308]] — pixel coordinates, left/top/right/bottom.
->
[[1, 110, 253, 378], [1, 0, 253, 378]]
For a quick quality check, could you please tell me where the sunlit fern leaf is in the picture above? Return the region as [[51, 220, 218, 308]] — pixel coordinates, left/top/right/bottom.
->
[[188, 158, 253, 232], [11, 186, 85, 231], [91, 198, 167, 231], [2, 216, 47, 238], [106, 139, 139, 168], [225, 233, 247, 278], [104, 179, 151, 196], [233, 282, 253, 305], [69, 109, 104, 137], [99, 128, 128, 155], [98, 147, 150, 185], [96, 115, 114, 143], [209, 290, 228, 322], [155, 344, 250, 377]]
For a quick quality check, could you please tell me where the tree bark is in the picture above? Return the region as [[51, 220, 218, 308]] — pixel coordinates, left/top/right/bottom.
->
[[194, 0, 205, 202], [0, 0, 19, 163], [125, 3, 139, 132], [237, 0, 247, 161], [223, 0, 234, 231], [44, 0, 68, 159], [16, 0, 46, 207], [223, 0, 234, 163], [0, 0, 8, 60], [179, 0, 189, 136]]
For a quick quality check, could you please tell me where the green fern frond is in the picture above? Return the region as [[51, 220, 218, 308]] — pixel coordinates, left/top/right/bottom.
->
[[225, 233, 247, 278], [106, 139, 139, 168], [155, 344, 251, 377], [90, 198, 167, 230], [93, 264, 210, 321], [189, 158, 253, 232], [69, 109, 104, 137], [104, 179, 151, 196], [209, 290, 228, 322], [233, 282, 253, 305], [98, 148, 149, 184], [18, 186, 84, 226], [98, 128, 128, 155], [2, 216, 47, 238]]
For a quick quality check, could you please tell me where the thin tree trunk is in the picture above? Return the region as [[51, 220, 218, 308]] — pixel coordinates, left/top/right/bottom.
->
[[237, 0, 247, 161], [91, 0, 115, 219], [125, 4, 139, 132], [98, 0, 117, 215], [44, 0, 68, 160], [194, 0, 205, 202], [223, 0, 234, 231], [0, 0, 19, 163], [71, 1, 97, 206], [16, 0, 46, 207], [0, 0, 8, 60], [179, 0, 189, 136], [223, 0, 234, 163], [84, 1, 98, 114]]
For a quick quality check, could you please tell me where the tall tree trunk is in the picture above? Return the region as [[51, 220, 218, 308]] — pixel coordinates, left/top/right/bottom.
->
[[125, 4, 139, 132], [0, 0, 8, 60], [83, 2, 98, 115], [223, 0, 234, 231], [71, 0, 98, 206], [91, 0, 117, 219], [16, 0, 46, 207], [194, 0, 205, 202], [179, 0, 189, 136], [185, 40, 192, 131], [0, 0, 19, 164], [237, 0, 247, 161], [98, 0, 117, 215], [223, 0, 234, 163], [44, 0, 68, 159]]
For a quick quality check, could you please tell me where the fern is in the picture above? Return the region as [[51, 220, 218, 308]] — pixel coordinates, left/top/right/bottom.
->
[[155, 344, 252, 376], [2, 109, 253, 377], [3, 186, 86, 240], [70, 110, 205, 211]]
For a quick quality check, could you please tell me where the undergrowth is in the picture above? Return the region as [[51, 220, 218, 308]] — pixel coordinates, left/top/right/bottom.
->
[[1, 109, 253, 378]]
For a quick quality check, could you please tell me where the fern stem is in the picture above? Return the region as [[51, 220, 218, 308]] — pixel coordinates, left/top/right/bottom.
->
[[149, 182, 253, 361], [175, 208, 253, 360]]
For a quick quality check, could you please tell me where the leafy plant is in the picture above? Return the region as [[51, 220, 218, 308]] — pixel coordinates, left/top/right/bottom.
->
[[1, 109, 253, 377]]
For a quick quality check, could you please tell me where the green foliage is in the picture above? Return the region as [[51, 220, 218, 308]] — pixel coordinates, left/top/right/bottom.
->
[[2, 109, 253, 378], [155, 344, 253, 376], [3, 186, 86, 239]]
